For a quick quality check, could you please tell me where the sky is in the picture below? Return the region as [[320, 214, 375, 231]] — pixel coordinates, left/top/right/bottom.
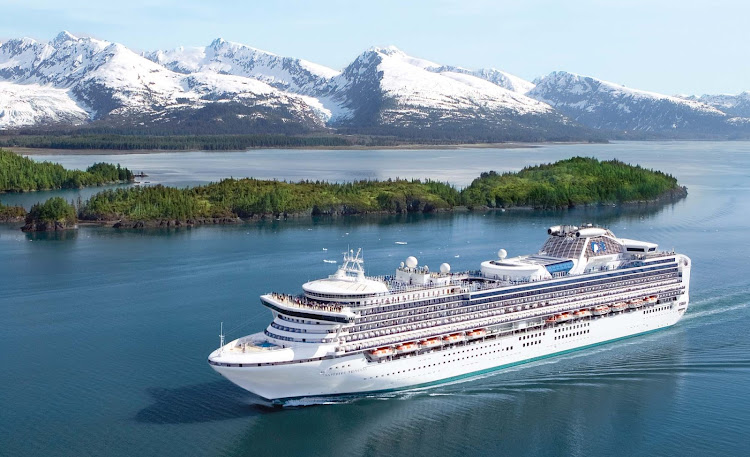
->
[[1, 0, 748, 95]]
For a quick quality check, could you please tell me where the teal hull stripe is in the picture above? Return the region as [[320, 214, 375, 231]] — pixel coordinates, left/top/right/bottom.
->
[[273, 325, 669, 405]]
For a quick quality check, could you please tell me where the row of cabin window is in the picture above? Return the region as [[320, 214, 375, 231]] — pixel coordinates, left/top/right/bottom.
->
[[345, 279, 679, 341], [353, 271, 677, 333]]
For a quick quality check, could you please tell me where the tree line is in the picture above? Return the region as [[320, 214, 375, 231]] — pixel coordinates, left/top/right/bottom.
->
[[77, 157, 681, 221], [2, 154, 683, 224], [0, 149, 134, 191]]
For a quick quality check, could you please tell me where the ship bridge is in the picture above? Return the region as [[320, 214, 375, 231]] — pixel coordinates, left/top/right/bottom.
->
[[302, 249, 389, 303]]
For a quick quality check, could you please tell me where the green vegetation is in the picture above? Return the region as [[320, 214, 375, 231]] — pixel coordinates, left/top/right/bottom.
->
[[0, 149, 134, 192], [0, 201, 26, 220], [461, 157, 680, 209], [26, 197, 77, 224], [76, 157, 681, 222], [80, 178, 460, 221]]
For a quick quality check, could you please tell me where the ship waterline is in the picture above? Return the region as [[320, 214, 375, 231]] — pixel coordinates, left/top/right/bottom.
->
[[208, 224, 691, 403]]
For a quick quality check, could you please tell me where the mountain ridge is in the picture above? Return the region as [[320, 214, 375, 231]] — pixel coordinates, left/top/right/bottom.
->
[[1, 31, 748, 140]]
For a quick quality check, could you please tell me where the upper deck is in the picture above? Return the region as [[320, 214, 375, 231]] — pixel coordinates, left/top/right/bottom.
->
[[260, 225, 678, 319]]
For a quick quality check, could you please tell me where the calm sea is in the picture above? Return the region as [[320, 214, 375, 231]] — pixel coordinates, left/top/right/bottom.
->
[[1, 141, 748, 456]]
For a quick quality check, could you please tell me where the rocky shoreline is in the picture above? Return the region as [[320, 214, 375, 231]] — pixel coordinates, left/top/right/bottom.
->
[[21, 220, 78, 232]]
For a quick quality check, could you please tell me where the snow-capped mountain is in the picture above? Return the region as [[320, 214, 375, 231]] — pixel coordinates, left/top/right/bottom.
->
[[323, 46, 583, 139], [683, 92, 750, 119], [145, 39, 339, 96], [1, 31, 746, 139], [429, 66, 535, 94], [527, 71, 731, 135], [0, 32, 326, 131]]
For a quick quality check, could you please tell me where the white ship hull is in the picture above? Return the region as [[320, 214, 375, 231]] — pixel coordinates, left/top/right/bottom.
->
[[210, 292, 688, 403]]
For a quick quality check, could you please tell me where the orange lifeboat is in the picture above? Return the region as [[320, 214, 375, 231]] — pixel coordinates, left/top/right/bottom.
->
[[370, 347, 394, 358], [628, 298, 644, 309], [419, 338, 441, 348], [612, 302, 628, 312], [592, 305, 610, 316], [644, 295, 658, 304], [442, 333, 465, 343], [546, 314, 561, 324], [574, 309, 592, 318], [558, 312, 572, 322], [466, 328, 487, 339], [395, 342, 418, 353]]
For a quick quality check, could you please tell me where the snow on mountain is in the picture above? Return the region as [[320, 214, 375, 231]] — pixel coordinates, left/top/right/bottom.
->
[[145, 39, 339, 96], [429, 65, 535, 94], [0, 32, 326, 130], [328, 46, 557, 132], [7, 32, 742, 139], [0, 81, 88, 128], [528, 71, 729, 134], [683, 92, 750, 118]]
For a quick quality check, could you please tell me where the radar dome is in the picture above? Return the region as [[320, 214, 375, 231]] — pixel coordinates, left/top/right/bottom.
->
[[440, 263, 451, 273], [405, 256, 418, 268], [498, 249, 507, 260], [400, 262, 405, 268]]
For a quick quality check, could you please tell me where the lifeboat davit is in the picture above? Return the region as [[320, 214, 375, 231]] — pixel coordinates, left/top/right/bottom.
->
[[592, 305, 610, 316], [370, 347, 394, 358], [419, 338, 441, 348], [612, 302, 628, 312], [442, 333, 465, 343], [395, 342, 418, 353], [574, 309, 592, 318], [466, 328, 487, 339], [628, 298, 644, 309]]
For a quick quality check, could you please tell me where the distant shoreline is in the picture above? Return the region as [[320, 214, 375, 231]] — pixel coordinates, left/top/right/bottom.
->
[[6, 142, 554, 156]]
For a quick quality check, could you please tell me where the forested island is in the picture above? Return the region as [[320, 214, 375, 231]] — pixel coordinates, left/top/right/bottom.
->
[[0, 201, 26, 222], [0, 154, 686, 230], [0, 149, 134, 192], [22, 197, 78, 232], [76, 157, 685, 227]]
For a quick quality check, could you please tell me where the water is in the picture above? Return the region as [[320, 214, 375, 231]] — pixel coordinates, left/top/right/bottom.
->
[[1, 141, 749, 456]]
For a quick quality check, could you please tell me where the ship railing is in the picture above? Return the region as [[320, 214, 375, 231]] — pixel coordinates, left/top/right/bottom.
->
[[339, 282, 684, 346], [338, 286, 683, 353], [351, 274, 682, 326], [266, 293, 349, 314]]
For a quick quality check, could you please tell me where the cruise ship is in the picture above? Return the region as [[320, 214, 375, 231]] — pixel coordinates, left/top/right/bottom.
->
[[208, 224, 691, 404]]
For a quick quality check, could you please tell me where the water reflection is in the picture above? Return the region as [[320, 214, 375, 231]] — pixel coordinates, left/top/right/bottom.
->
[[23, 229, 79, 242], [134, 381, 273, 424], [223, 332, 686, 457]]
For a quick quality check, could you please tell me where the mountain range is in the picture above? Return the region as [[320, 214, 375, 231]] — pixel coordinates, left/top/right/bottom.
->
[[0, 31, 747, 140]]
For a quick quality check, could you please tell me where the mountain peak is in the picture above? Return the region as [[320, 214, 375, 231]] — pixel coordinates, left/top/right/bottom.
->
[[52, 31, 78, 46], [209, 38, 227, 49], [369, 45, 403, 56]]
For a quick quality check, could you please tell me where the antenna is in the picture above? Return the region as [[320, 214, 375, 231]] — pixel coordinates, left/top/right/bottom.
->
[[219, 322, 225, 353]]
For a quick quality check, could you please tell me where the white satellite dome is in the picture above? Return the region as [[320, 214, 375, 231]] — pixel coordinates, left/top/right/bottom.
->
[[405, 256, 418, 268], [439, 263, 451, 273], [498, 249, 507, 260]]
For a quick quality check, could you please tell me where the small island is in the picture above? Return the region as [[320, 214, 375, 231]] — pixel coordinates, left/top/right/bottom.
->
[[73, 157, 685, 228], [0, 148, 134, 192], [0, 201, 26, 222], [22, 197, 78, 232], [1, 155, 686, 230]]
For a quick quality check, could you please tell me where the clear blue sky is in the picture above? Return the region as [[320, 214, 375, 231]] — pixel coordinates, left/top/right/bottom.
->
[[2, 0, 748, 95]]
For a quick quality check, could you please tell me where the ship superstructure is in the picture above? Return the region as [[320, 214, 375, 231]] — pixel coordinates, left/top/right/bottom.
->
[[208, 224, 691, 403]]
